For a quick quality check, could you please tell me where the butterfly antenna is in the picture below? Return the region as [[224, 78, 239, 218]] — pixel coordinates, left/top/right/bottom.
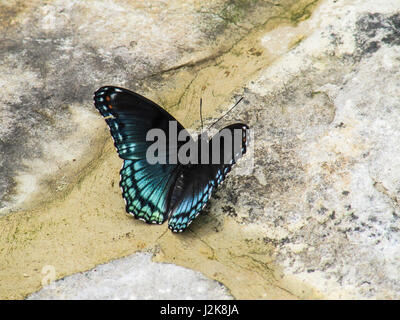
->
[[208, 97, 244, 130], [200, 98, 204, 134]]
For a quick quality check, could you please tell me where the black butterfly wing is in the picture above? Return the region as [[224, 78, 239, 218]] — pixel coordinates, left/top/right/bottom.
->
[[168, 124, 250, 232], [94, 86, 188, 224]]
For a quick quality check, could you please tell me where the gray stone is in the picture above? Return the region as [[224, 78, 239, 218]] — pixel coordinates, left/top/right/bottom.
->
[[27, 252, 232, 300]]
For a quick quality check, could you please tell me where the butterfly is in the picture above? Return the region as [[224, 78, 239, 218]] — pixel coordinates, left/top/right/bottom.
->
[[93, 86, 249, 232]]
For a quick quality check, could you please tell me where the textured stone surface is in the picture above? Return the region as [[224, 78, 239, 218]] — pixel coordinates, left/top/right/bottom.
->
[[27, 252, 232, 300], [244, 1, 400, 299], [2, 0, 400, 300]]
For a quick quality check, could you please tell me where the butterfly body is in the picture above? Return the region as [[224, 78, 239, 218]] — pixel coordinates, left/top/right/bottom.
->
[[94, 86, 249, 232]]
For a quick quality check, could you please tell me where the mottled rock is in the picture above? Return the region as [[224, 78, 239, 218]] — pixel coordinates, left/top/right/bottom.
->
[[246, 0, 400, 298], [2, 0, 400, 300], [27, 253, 232, 300]]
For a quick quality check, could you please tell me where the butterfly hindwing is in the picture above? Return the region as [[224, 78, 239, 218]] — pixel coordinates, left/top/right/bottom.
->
[[168, 124, 250, 232], [94, 86, 188, 224], [167, 165, 216, 232]]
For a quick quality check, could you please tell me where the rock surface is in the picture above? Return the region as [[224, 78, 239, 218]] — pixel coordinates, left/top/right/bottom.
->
[[1, 0, 400, 300], [27, 252, 232, 300]]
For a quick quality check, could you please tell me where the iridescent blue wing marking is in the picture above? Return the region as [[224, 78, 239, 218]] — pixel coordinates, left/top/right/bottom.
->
[[168, 124, 250, 232], [94, 86, 188, 224]]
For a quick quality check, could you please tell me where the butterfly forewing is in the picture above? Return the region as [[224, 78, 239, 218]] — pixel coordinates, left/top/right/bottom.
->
[[94, 86, 189, 224]]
